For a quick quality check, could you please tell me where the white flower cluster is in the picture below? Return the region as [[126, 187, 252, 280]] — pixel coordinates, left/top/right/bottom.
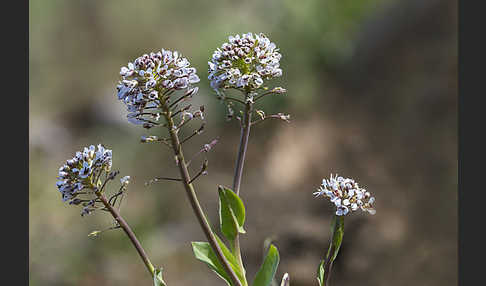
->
[[117, 49, 200, 128], [208, 32, 282, 91], [313, 174, 376, 216], [56, 144, 112, 211]]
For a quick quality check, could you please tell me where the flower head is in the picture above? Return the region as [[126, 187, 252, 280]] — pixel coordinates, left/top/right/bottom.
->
[[313, 174, 376, 216], [56, 144, 114, 215], [116, 49, 200, 128], [208, 32, 282, 91]]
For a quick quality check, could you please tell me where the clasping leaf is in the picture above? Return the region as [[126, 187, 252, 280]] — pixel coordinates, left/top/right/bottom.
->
[[218, 185, 246, 242]]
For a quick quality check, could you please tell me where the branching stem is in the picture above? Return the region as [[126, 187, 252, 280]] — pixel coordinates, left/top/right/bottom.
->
[[161, 102, 243, 286]]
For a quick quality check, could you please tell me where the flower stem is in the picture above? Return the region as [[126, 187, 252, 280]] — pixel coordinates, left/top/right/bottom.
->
[[231, 101, 253, 268], [96, 193, 155, 277], [319, 215, 345, 286], [162, 104, 243, 286], [232, 101, 253, 196]]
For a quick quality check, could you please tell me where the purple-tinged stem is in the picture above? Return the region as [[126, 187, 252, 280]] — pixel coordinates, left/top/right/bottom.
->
[[96, 193, 155, 277]]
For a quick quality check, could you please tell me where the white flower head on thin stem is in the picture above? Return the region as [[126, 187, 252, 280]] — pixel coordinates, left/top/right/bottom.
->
[[313, 174, 376, 216], [117, 49, 200, 128], [56, 144, 128, 216], [208, 32, 282, 92]]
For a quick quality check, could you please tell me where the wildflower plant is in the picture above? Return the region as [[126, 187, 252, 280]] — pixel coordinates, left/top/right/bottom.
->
[[55, 32, 375, 286], [56, 144, 157, 278], [313, 174, 376, 286]]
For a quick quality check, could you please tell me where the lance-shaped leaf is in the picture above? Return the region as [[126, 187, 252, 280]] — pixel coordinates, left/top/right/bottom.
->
[[327, 215, 344, 262], [153, 268, 167, 286], [317, 215, 345, 286], [192, 241, 233, 286], [252, 244, 280, 286], [262, 237, 278, 286], [218, 185, 246, 242]]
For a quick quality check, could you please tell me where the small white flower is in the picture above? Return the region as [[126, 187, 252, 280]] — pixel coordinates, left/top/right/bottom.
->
[[336, 206, 349, 216], [313, 173, 376, 216], [313, 189, 325, 197], [332, 197, 341, 206], [79, 161, 92, 179], [120, 176, 131, 186], [182, 111, 193, 120], [322, 179, 328, 188]]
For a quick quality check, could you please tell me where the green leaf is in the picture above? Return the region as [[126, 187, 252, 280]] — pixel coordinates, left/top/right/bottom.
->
[[252, 244, 280, 286], [317, 260, 325, 286], [318, 215, 345, 286], [218, 186, 246, 242], [192, 241, 233, 286], [214, 234, 247, 278], [262, 237, 278, 286], [153, 268, 167, 286], [327, 215, 344, 261]]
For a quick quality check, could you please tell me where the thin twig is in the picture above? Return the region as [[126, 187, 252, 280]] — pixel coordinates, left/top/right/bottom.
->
[[251, 114, 290, 126], [142, 137, 173, 148], [189, 160, 208, 184], [171, 104, 192, 118], [99, 171, 118, 193], [145, 177, 183, 186], [181, 123, 205, 145], [175, 116, 194, 131], [186, 138, 218, 167], [169, 93, 191, 109], [108, 188, 124, 206]]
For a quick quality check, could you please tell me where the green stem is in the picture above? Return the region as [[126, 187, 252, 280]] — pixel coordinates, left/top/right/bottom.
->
[[96, 193, 155, 277], [162, 103, 243, 286], [232, 100, 253, 269], [232, 101, 253, 196], [319, 215, 344, 286]]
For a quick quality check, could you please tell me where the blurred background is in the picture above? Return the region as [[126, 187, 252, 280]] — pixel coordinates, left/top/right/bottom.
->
[[29, 0, 457, 285]]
